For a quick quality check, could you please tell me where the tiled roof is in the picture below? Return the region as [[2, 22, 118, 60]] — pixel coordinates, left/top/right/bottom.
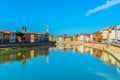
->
[[103, 26, 115, 30], [0, 30, 15, 34], [24, 32, 46, 35]]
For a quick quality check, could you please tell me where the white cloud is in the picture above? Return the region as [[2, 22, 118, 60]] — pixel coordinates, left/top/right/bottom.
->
[[86, 0, 120, 16], [95, 72, 116, 80]]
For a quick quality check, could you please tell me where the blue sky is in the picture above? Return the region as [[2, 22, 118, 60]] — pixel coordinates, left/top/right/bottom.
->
[[0, 0, 120, 35]]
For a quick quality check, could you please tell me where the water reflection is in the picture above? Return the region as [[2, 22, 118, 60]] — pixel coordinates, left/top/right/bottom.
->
[[50, 44, 120, 73], [0, 47, 49, 65], [0, 45, 120, 74]]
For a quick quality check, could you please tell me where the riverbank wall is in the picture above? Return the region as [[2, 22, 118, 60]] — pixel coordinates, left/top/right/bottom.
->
[[56, 41, 120, 52], [0, 42, 55, 48]]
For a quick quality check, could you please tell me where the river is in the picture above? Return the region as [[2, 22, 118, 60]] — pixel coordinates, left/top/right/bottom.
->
[[0, 45, 120, 80]]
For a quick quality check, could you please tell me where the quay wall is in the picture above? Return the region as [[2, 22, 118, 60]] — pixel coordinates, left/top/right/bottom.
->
[[0, 42, 54, 48]]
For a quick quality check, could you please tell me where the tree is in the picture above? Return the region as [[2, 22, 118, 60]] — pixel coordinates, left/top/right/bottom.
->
[[16, 31, 25, 42]]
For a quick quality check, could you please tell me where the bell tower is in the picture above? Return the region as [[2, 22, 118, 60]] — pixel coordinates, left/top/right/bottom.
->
[[46, 25, 49, 34], [22, 26, 26, 33]]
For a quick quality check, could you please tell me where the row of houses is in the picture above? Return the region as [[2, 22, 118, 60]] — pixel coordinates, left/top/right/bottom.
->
[[49, 25, 120, 44], [0, 26, 49, 43]]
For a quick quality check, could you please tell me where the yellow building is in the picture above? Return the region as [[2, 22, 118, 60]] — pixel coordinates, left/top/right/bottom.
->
[[72, 35, 76, 41], [49, 36, 53, 41], [64, 36, 72, 41], [52, 36, 58, 42], [30, 34, 35, 42], [101, 26, 114, 43], [72, 34, 80, 41], [76, 35, 80, 41]]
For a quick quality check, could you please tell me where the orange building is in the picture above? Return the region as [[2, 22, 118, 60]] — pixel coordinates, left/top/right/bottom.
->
[[94, 31, 102, 42]]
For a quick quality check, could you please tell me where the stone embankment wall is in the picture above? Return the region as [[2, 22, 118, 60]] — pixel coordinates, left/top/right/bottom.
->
[[0, 43, 54, 48], [83, 43, 120, 53]]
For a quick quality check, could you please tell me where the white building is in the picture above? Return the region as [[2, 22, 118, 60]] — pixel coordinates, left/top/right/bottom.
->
[[80, 35, 85, 43], [90, 34, 93, 42], [84, 34, 90, 42], [58, 36, 63, 42], [109, 27, 117, 44], [10, 32, 16, 43], [0, 30, 16, 43], [117, 25, 120, 44]]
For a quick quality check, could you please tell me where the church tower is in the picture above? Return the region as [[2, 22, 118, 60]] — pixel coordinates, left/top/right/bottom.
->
[[46, 25, 49, 34], [22, 26, 26, 33]]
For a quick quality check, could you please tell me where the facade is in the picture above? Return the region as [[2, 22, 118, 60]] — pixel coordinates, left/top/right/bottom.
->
[[84, 34, 90, 42], [34, 33, 39, 42], [64, 36, 72, 42], [10, 32, 16, 43], [23, 32, 49, 43], [38, 34, 43, 42], [30, 33, 35, 43], [72, 35, 77, 41], [117, 25, 120, 44], [38, 33, 46, 42], [3, 31, 10, 43], [90, 34, 94, 42], [94, 31, 102, 42], [24, 33, 30, 43], [22, 27, 49, 43], [58, 36, 63, 42], [49, 36, 53, 42], [51, 36, 58, 42], [1, 25, 120, 45], [76, 34, 80, 42], [0, 32, 3, 43], [0, 26, 49, 44], [80, 35, 85, 42], [109, 27, 117, 44], [0, 30, 16, 43], [72, 34, 80, 42], [101, 26, 114, 43]]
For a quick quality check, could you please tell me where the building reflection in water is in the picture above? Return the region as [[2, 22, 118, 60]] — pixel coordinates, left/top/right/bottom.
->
[[0, 45, 119, 73], [50, 44, 120, 73], [0, 47, 49, 65]]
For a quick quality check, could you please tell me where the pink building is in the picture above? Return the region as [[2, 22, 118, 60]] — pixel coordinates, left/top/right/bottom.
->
[[24, 33, 31, 43]]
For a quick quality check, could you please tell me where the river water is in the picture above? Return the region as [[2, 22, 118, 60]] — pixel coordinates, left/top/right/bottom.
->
[[0, 45, 120, 80]]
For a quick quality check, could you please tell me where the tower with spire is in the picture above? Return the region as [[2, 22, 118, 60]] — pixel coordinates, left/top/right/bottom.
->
[[45, 25, 49, 42], [46, 25, 49, 34]]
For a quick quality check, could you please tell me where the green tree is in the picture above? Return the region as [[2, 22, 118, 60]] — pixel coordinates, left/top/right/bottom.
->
[[16, 31, 25, 42]]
